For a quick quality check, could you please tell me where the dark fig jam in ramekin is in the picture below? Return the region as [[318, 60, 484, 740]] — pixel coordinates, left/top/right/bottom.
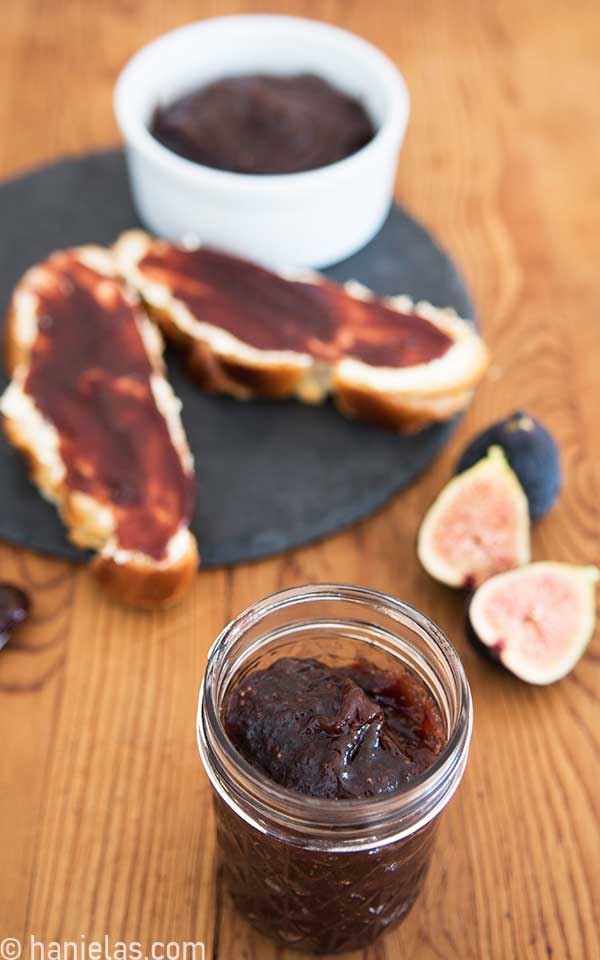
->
[[151, 73, 375, 175]]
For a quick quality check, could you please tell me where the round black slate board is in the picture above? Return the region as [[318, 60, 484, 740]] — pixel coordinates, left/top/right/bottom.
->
[[0, 150, 474, 567]]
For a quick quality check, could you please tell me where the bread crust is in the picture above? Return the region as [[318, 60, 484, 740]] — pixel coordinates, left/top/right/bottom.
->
[[334, 381, 474, 433], [147, 303, 306, 400], [188, 343, 306, 400], [1, 247, 199, 608], [4, 302, 20, 377], [91, 531, 198, 608], [114, 231, 488, 433]]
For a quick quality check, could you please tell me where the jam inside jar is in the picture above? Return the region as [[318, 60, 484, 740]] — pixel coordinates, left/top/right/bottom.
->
[[198, 584, 473, 954]]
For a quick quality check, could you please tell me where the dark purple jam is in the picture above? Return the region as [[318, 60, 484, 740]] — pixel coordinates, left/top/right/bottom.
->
[[150, 73, 375, 174], [224, 656, 445, 799], [137, 243, 453, 368], [24, 255, 195, 561], [217, 656, 447, 953]]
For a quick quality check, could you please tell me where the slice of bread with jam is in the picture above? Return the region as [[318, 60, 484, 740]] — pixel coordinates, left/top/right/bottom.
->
[[114, 230, 488, 432], [1, 245, 198, 608]]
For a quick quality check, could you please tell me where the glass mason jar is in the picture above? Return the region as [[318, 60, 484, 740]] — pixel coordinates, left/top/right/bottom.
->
[[197, 584, 473, 955]]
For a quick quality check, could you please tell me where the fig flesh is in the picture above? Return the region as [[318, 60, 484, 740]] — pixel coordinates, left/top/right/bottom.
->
[[467, 562, 598, 684], [418, 446, 530, 588], [457, 411, 561, 520]]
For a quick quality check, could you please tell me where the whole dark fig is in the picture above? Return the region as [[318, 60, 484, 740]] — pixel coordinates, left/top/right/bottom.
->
[[456, 411, 561, 520]]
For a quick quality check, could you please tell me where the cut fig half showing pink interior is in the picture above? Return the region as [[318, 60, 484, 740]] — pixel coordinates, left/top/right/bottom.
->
[[418, 446, 530, 588], [468, 562, 598, 684]]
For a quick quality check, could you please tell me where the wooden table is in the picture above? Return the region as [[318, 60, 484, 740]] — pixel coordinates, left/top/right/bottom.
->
[[1, 2, 599, 958]]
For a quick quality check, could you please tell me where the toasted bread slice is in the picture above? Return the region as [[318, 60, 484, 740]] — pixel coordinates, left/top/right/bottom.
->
[[1, 245, 198, 608], [114, 231, 488, 432]]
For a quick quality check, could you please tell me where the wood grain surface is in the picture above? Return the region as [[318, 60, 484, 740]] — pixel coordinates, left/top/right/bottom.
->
[[1, 2, 599, 958]]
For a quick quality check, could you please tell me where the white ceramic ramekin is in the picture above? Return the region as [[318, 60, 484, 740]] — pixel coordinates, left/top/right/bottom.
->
[[114, 15, 409, 269]]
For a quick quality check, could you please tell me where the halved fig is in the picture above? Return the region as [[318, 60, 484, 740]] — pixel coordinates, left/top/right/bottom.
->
[[456, 410, 561, 520], [418, 446, 530, 588], [467, 563, 598, 684]]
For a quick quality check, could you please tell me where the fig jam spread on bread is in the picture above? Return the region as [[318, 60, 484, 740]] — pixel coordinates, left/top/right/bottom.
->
[[1, 247, 198, 608], [115, 231, 488, 432]]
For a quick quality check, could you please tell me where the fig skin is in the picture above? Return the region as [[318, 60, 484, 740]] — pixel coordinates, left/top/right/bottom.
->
[[456, 411, 561, 520], [465, 562, 598, 685], [465, 594, 508, 669], [0, 582, 31, 650]]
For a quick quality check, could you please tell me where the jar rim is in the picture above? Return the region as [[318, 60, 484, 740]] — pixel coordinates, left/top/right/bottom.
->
[[197, 583, 473, 851]]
